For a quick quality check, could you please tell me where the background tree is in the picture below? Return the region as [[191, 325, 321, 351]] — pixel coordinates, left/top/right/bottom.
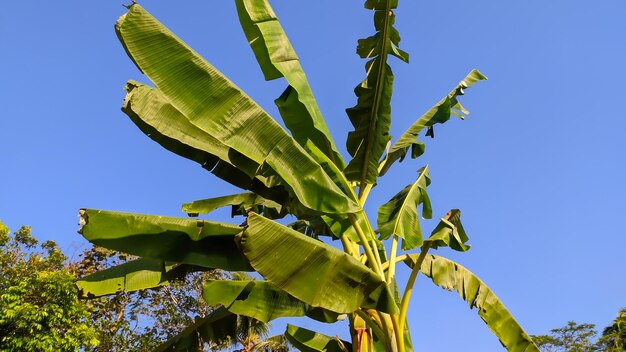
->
[[532, 322, 598, 352], [597, 310, 626, 352], [532, 310, 626, 352], [0, 219, 280, 351], [0, 220, 99, 351]]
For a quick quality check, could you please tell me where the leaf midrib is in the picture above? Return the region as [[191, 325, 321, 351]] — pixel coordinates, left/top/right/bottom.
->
[[358, 0, 394, 195]]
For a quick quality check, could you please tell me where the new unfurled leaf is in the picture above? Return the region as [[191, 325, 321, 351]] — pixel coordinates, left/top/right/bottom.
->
[[202, 280, 341, 323], [78, 209, 252, 271], [377, 166, 432, 250], [236, 0, 344, 167], [380, 69, 487, 176], [404, 254, 539, 352], [425, 209, 470, 252], [241, 213, 397, 314], [116, 4, 359, 214]]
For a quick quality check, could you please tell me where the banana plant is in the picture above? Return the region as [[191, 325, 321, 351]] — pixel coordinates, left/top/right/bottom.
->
[[77, 1, 539, 351]]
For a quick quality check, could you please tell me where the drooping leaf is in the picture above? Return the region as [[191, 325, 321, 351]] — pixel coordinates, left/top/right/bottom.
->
[[182, 192, 283, 217], [77, 259, 170, 297], [202, 280, 341, 323], [122, 82, 289, 203], [379, 69, 487, 176], [377, 166, 432, 250], [123, 81, 257, 177], [404, 254, 539, 352], [76, 259, 207, 298], [425, 209, 470, 252], [285, 324, 352, 352], [345, 2, 407, 187], [77, 209, 252, 271], [154, 307, 238, 352], [240, 213, 397, 314], [236, 0, 344, 167], [116, 4, 359, 215]]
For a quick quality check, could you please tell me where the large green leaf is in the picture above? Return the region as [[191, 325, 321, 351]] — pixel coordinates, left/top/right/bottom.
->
[[116, 4, 359, 215], [123, 81, 258, 177], [377, 166, 432, 250], [78, 209, 252, 271], [404, 254, 539, 352], [235, 0, 344, 168], [76, 259, 207, 298], [379, 69, 487, 176], [154, 307, 238, 352], [122, 81, 289, 203], [202, 280, 341, 323], [240, 213, 397, 314], [285, 324, 352, 352], [77, 259, 171, 297], [344, 0, 407, 187], [425, 209, 470, 252]]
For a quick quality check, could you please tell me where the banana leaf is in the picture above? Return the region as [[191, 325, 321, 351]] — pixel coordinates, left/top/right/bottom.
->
[[182, 192, 283, 217], [404, 254, 539, 352], [379, 69, 487, 176], [202, 280, 341, 323], [76, 259, 208, 298], [77, 209, 252, 271], [425, 209, 470, 252], [303, 140, 370, 243], [236, 0, 344, 167], [122, 81, 289, 204], [77, 258, 170, 297], [377, 166, 432, 250], [154, 307, 238, 352], [241, 213, 397, 314], [285, 324, 352, 352], [344, 0, 407, 186], [116, 4, 359, 215]]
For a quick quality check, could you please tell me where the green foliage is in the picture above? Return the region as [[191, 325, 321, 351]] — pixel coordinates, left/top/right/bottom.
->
[[597, 310, 626, 352], [532, 312, 626, 352], [76, 1, 538, 351], [0, 222, 99, 351]]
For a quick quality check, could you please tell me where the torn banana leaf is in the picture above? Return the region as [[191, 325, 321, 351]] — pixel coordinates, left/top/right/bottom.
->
[[404, 254, 538, 352], [116, 4, 359, 215], [236, 0, 344, 167], [345, 1, 407, 186], [241, 213, 397, 314], [425, 209, 470, 252], [182, 192, 283, 218], [377, 166, 432, 250], [285, 324, 352, 352], [380, 69, 487, 176], [78, 209, 252, 271], [202, 280, 342, 323]]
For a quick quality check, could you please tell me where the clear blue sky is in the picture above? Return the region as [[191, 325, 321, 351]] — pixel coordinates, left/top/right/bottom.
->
[[1, 1, 625, 350]]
